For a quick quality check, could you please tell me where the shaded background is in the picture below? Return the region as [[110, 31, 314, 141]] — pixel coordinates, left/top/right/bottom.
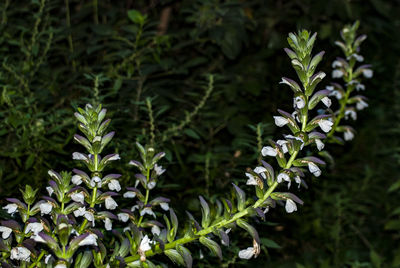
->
[[0, 0, 400, 266]]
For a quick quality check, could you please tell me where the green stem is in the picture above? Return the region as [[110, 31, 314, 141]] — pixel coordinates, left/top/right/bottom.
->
[[28, 251, 45, 268], [137, 167, 150, 227], [65, 0, 76, 71]]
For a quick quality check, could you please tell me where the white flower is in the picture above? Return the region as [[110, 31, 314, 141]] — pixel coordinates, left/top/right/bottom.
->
[[238, 241, 260, 260], [55, 264, 67, 268], [292, 111, 300, 122], [253, 166, 267, 179], [118, 213, 130, 222], [71, 192, 85, 204], [356, 83, 365, 91], [46, 186, 54, 196], [245, 173, 258, 186], [261, 146, 277, 157], [349, 54, 364, 62], [326, 85, 334, 91], [321, 97, 331, 108], [331, 60, 342, 68], [344, 130, 355, 141], [318, 119, 333, 133], [105, 196, 118, 210], [154, 164, 166, 176], [273, 116, 289, 127], [285, 199, 297, 213], [90, 176, 102, 188], [277, 173, 290, 184], [33, 234, 46, 243], [72, 152, 87, 161], [151, 225, 161, 236], [78, 233, 98, 246], [277, 140, 289, 153], [123, 191, 136, 198], [10, 247, 31, 261], [160, 202, 169, 211], [332, 70, 344, 78], [84, 211, 95, 227], [139, 235, 152, 252], [131, 205, 139, 212], [3, 204, 18, 214], [108, 179, 121, 192], [108, 154, 121, 161], [71, 175, 83, 185], [40, 202, 53, 215], [330, 90, 342, 100], [356, 99, 368, 110], [308, 162, 321, 177], [284, 135, 305, 150], [104, 218, 112, 231], [25, 222, 43, 235], [73, 207, 86, 217], [345, 110, 357, 120], [45, 254, 52, 264], [294, 176, 302, 188], [293, 96, 305, 109], [147, 181, 156, 189], [362, 69, 373, 78], [0, 226, 12, 239], [140, 207, 156, 218], [315, 139, 324, 151]]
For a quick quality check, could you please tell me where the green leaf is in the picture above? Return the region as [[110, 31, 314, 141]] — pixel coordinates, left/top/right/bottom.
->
[[236, 219, 260, 244], [260, 237, 281, 249], [128, 9, 145, 25], [184, 129, 200, 140], [199, 196, 211, 228], [177, 245, 193, 268], [199, 237, 222, 260], [165, 249, 185, 266], [370, 250, 382, 268], [232, 183, 246, 211]]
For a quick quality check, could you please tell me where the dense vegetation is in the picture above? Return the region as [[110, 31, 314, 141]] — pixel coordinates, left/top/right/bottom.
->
[[0, 0, 399, 267]]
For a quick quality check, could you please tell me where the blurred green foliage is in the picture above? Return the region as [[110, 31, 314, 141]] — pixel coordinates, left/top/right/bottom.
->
[[0, 0, 399, 266]]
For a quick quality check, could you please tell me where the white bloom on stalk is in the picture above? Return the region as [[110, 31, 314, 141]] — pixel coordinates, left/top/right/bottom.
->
[[277, 173, 290, 184], [140, 207, 156, 218], [362, 69, 373, 78], [46, 186, 54, 196], [55, 264, 67, 268], [349, 54, 364, 62], [123, 191, 136, 198], [331, 60, 342, 68], [345, 110, 357, 120], [285, 199, 297, 213], [139, 235, 152, 252], [154, 164, 166, 176], [10, 247, 31, 262], [356, 99, 369, 110], [107, 154, 121, 161], [84, 211, 95, 227], [73, 207, 86, 217], [72, 152, 87, 161], [332, 69, 344, 78], [45, 254, 52, 264], [71, 192, 85, 204], [315, 139, 324, 151], [254, 166, 267, 179], [273, 116, 289, 127], [356, 83, 365, 91], [25, 222, 43, 235], [245, 173, 257, 186], [0, 226, 12, 239], [321, 97, 331, 108], [108, 179, 121, 192], [105, 196, 118, 210], [151, 225, 161, 236], [293, 96, 305, 109], [261, 146, 277, 157], [71, 175, 83, 185], [160, 202, 169, 211], [294, 176, 302, 188], [104, 218, 112, 231], [40, 202, 53, 215], [330, 90, 342, 100], [90, 176, 102, 188], [318, 119, 333, 133], [78, 233, 98, 246], [238, 240, 260, 259], [118, 213, 130, 222], [277, 140, 289, 153], [3, 204, 18, 215], [308, 162, 321, 177], [147, 181, 156, 189], [344, 130, 355, 141]]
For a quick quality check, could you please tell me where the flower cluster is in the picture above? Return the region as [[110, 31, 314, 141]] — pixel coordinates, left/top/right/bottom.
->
[[326, 21, 373, 142], [0, 26, 370, 267]]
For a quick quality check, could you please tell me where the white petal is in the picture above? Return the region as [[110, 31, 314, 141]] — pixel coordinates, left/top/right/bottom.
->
[[308, 162, 321, 177], [238, 247, 254, 259], [344, 130, 355, 141], [315, 139, 324, 151], [151, 225, 161, 236], [3, 204, 18, 214], [261, 146, 277, 157], [71, 192, 85, 204], [285, 199, 297, 213], [78, 233, 98, 246], [73, 207, 86, 217], [105, 197, 118, 210], [154, 164, 166, 176], [331, 60, 342, 68], [140, 235, 152, 252], [108, 179, 121, 192], [10, 247, 31, 261], [0, 226, 12, 239], [273, 116, 289, 127], [71, 175, 83, 185], [160, 202, 169, 211], [277, 173, 290, 183], [123, 191, 136, 198], [318, 119, 333, 133], [362, 69, 373, 78], [118, 213, 130, 222], [46, 186, 54, 196], [356, 100, 368, 110], [321, 97, 331, 108], [40, 202, 53, 215], [25, 222, 43, 235], [104, 218, 112, 231], [293, 96, 305, 109], [332, 70, 344, 78]]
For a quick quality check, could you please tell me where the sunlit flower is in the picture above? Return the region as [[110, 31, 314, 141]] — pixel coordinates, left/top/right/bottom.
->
[[84, 211, 95, 227], [356, 83, 365, 91], [46, 186, 54, 196], [277, 173, 290, 186], [238, 240, 260, 259], [293, 96, 305, 109], [108, 179, 121, 192], [254, 166, 267, 179], [118, 213, 130, 222], [151, 225, 161, 236], [25, 222, 43, 235], [160, 202, 169, 211], [285, 199, 297, 213], [71, 192, 85, 204], [40, 202, 53, 215], [245, 173, 257, 186], [140, 207, 156, 218], [105, 196, 118, 210], [123, 191, 136, 198], [318, 119, 333, 133], [72, 152, 87, 161], [71, 175, 83, 185], [308, 162, 321, 177], [345, 110, 357, 120], [104, 218, 112, 231], [45, 254, 52, 264], [315, 139, 324, 151], [147, 181, 156, 189], [277, 140, 289, 153], [10, 247, 31, 262], [356, 99, 368, 110], [344, 130, 355, 141], [331, 60, 342, 68], [73, 207, 86, 217], [273, 116, 289, 127], [154, 164, 166, 176], [90, 176, 102, 188], [332, 70, 344, 78], [139, 235, 152, 252], [3, 204, 18, 215], [362, 69, 373, 78], [321, 97, 331, 108], [0, 226, 12, 239], [79, 233, 98, 246], [261, 146, 277, 157]]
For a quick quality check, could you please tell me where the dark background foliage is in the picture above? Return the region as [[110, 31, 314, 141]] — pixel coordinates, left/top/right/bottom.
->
[[1, 0, 400, 266]]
